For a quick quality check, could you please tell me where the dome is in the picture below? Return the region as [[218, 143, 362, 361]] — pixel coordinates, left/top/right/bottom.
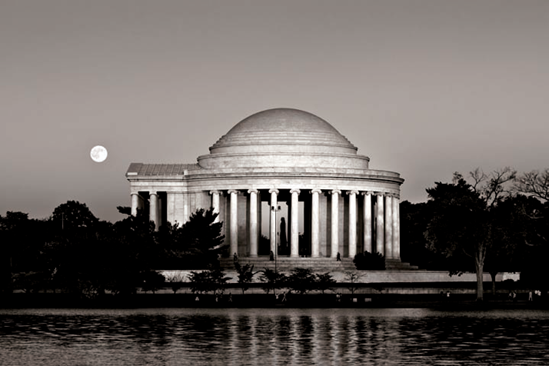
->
[[197, 108, 370, 169]]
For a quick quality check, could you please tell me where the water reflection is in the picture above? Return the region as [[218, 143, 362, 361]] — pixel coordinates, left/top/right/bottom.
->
[[2, 308, 549, 365]]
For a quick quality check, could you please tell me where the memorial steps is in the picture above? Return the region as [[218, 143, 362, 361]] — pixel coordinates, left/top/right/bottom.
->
[[221, 257, 356, 272], [221, 257, 418, 272]]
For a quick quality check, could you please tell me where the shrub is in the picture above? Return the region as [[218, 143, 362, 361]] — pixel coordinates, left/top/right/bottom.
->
[[353, 251, 385, 270]]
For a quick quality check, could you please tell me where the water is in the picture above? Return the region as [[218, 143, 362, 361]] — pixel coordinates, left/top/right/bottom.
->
[[1, 308, 549, 365]]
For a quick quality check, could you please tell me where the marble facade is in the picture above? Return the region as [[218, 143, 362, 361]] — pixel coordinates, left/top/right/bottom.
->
[[126, 108, 404, 263]]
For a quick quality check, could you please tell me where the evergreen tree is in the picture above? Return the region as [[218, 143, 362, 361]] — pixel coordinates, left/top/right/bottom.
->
[[169, 208, 225, 268]]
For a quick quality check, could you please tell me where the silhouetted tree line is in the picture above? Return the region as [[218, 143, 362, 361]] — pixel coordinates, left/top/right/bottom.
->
[[400, 168, 549, 300], [2, 168, 548, 300], [0, 202, 225, 297]]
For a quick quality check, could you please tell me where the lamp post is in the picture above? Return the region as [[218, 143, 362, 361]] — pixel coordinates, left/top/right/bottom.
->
[[271, 205, 281, 273]]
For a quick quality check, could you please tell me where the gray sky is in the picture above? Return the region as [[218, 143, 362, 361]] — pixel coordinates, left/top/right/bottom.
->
[[1, 0, 548, 222]]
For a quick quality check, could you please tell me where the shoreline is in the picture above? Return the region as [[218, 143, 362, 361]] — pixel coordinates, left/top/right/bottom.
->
[[2, 292, 547, 310]]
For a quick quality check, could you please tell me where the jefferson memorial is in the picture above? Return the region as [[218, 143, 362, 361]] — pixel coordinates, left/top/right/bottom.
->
[[126, 108, 406, 269]]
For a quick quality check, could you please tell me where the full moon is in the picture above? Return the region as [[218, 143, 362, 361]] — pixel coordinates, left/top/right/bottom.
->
[[90, 145, 108, 163]]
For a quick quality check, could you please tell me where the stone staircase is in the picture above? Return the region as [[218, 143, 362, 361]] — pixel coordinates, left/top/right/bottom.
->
[[221, 257, 419, 272], [221, 256, 356, 272]]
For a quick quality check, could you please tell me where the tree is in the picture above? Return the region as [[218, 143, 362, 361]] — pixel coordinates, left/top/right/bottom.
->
[[164, 272, 186, 294], [207, 268, 231, 296], [117, 206, 132, 216], [259, 268, 286, 295], [474, 194, 538, 294], [424, 168, 516, 301], [12, 272, 48, 294], [169, 208, 226, 268], [315, 272, 336, 294], [234, 258, 259, 294], [287, 268, 316, 295], [141, 270, 166, 294], [514, 169, 549, 288], [106, 210, 158, 295], [1, 212, 52, 293], [154, 220, 185, 268], [51, 200, 98, 232], [188, 267, 231, 296], [400, 201, 451, 270], [1, 212, 29, 290], [44, 205, 158, 297], [188, 270, 211, 295], [344, 271, 365, 296], [47, 220, 125, 298], [514, 169, 549, 201]]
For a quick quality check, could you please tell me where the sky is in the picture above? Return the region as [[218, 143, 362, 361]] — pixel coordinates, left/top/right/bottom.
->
[[1, 0, 548, 223]]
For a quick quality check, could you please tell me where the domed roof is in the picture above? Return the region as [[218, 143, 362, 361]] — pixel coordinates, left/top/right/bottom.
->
[[198, 108, 369, 170]]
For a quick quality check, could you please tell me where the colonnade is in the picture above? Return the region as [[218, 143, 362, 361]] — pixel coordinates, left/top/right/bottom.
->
[[131, 188, 400, 261]]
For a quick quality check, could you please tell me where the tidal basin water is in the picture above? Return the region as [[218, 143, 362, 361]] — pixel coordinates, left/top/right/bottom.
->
[[1, 308, 549, 365]]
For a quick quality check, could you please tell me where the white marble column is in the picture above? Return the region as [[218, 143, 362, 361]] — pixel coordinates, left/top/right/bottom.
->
[[174, 192, 185, 226], [131, 192, 140, 216], [166, 192, 176, 225], [348, 190, 358, 259], [290, 188, 300, 258], [229, 190, 239, 257], [311, 188, 321, 258], [182, 193, 189, 224], [248, 189, 259, 257], [376, 193, 384, 255], [210, 191, 221, 223], [362, 191, 372, 253], [330, 189, 340, 258], [269, 188, 279, 255], [393, 195, 401, 260], [157, 195, 162, 228], [149, 191, 159, 230], [385, 194, 394, 259]]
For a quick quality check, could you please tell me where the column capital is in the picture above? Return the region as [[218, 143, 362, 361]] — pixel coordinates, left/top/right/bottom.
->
[[362, 191, 372, 196], [374, 191, 385, 197], [228, 189, 240, 195], [209, 190, 222, 196], [269, 188, 279, 195], [131, 191, 141, 196], [247, 188, 259, 195], [310, 188, 322, 194], [290, 188, 301, 195], [347, 189, 359, 196], [149, 191, 158, 196], [331, 189, 341, 195]]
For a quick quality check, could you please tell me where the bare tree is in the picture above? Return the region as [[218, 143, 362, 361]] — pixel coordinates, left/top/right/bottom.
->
[[165, 272, 186, 294], [343, 271, 365, 296], [514, 169, 549, 201], [470, 167, 517, 208]]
